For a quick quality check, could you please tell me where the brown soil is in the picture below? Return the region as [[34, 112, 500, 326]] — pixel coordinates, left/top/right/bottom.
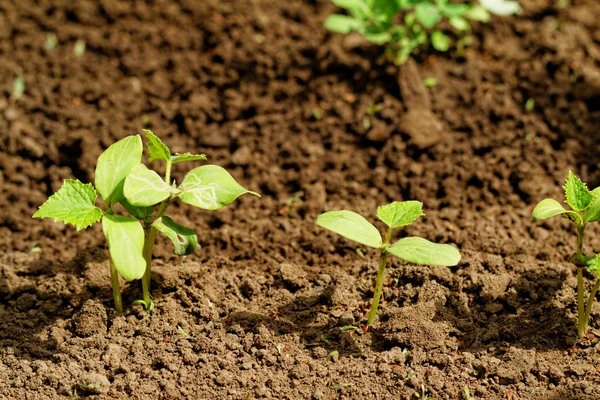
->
[[1, 0, 600, 398]]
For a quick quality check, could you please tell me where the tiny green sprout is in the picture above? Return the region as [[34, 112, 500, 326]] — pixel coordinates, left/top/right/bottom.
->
[[34, 130, 259, 313], [525, 98, 535, 112], [74, 39, 86, 57], [328, 350, 339, 361], [12, 74, 25, 100], [317, 201, 461, 326], [177, 325, 188, 336], [533, 171, 600, 338], [356, 248, 365, 258], [339, 325, 358, 331], [463, 385, 475, 400], [43, 33, 58, 51], [312, 108, 324, 121], [423, 77, 438, 88]]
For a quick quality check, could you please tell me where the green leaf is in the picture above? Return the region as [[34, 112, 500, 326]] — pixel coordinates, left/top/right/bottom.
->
[[332, 0, 370, 18], [171, 153, 208, 164], [120, 198, 154, 220], [178, 165, 260, 210], [586, 254, 600, 276], [415, 3, 442, 28], [464, 5, 491, 22], [449, 16, 470, 31], [532, 199, 567, 220], [386, 237, 461, 266], [431, 30, 450, 51], [440, 3, 469, 17], [325, 15, 362, 34], [144, 129, 171, 163], [480, 0, 521, 16], [316, 210, 382, 249], [564, 171, 592, 212], [376, 201, 424, 229], [583, 187, 600, 223], [95, 135, 143, 207], [362, 29, 392, 45], [33, 180, 103, 230], [371, 0, 402, 19], [153, 216, 198, 256], [123, 164, 173, 207], [102, 214, 146, 281]]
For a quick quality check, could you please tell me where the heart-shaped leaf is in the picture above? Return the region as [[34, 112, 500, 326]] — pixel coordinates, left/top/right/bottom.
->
[[124, 164, 172, 207], [316, 210, 382, 249]]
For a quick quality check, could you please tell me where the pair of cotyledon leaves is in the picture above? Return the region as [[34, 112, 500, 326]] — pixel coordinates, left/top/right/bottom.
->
[[316, 201, 461, 266], [532, 171, 600, 273], [34, 131, 259, 281]]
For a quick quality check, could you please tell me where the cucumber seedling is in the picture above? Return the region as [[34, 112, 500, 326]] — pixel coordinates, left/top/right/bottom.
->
[[34, 130, 259, 313], [316, 201, 461, 325], [532, 171, 600, 338]]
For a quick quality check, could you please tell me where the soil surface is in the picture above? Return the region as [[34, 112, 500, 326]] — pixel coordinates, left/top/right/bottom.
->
[[2, 0, 600, 399]]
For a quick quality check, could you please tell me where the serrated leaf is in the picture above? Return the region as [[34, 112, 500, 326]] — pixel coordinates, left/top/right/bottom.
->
[[171, 153, 207, 164], [564, 171, 592, 212], [144, 129, 171, 162], [316, 210, 382, 249], [386, 237, 461, 266], [102, 214, 146, 281], [120, 198, 154, 220], [123, 164, 172, 207], [324, 14, 362, 34], [587, 254, 600, 276], [376, 201, 424, 229], [95, 135, 143, 207], [33, 180, 102, 230], [584, 187, 600, 223], [415, 3, 442, 28], [178, 165, 260, 210], [153, 216, 198, 256]]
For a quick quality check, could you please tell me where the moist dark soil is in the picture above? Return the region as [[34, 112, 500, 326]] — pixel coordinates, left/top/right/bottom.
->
[[1, 0, 600, 399]]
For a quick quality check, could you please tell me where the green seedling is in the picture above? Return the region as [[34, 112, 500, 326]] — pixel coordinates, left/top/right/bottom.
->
[[463, 385, 475, 400], [12, 74, 24, 100], [74, 39, 86, 57], [34, 130, 259, 313], [525, 98, 535, 112], [533, 172, 600, 338], [43, 33, 58, 51], [325, 0, 520, 64], [423, 77, 438, 87], [317, 201, 461, 325]]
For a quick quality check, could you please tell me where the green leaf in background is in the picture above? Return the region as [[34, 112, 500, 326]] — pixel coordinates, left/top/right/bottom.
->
[[532, 199, 568, 220], [332, 0, 370, 18], [33, 179, 102, 230], [479, 0, 521, 16], [316, 210, 383, 249], [449, 16, 470, 31], [95, 135, 143, 207], [123, 164, 172, 207], [564, 171, 592, 212], [120, 197, 154, 220], [415, 3, 442, 28], [583, 188, 600, 224], [171, 153, 208, 164], [325, 15, 362, 34], [440, 3, 469, 18], [153, 216, 198, 256], [362, 29, 392, 45], [386, 237, 461, 266], [179, 165, 260, 210], [431, 30, 450, 51], [465, 5, 491, 22], [376, 201, 424, 229], [102, 214, 146, 281], [144, 129, 171, 162], [371, 0, 402, 19]]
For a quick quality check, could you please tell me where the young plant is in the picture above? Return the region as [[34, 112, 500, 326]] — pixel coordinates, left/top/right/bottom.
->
[[316, 201, 461, 325], [324, 0, 520, 64], [34, 130, 259, 313], [532, 171, 600, 338]]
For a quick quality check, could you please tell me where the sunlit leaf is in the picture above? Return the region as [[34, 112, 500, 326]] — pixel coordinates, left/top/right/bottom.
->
[[153, 216, 198, 256], [123, 164, 172, 207], [144, 129, 171, 162], [316, 210, 382, 249], [386, 237, 460, 266], [564, 171, 592, 212], [376, 201, 424, 229], [102, 214, 146, 281]]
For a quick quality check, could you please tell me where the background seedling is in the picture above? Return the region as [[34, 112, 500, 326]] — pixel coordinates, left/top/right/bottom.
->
[[532, 171, 600, 338], [34, 130, 259, 313], [325, 0, 520, 64], [74, 39, 86, 57], [317, 201, 461, 325]]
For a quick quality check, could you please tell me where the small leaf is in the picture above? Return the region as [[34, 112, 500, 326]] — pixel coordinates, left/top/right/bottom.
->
[[449, 16, 470, 31], [179, 165, 260, 210], [376, 201, 424, 229], [583, 188, 600, 223], [479, 0, 521, 15], [440, 3, 469, 17], [316, 210, 382, 249], [95, 135, 143, 207], [431, 30, 450, 52], [123, 164, 172, 207], [464, 5, 491, 22], [564, 171, 592, 212], [102, 215, 146, 281], [153, 216, 198, 256], [33, 180, 103, 230], [415, 3, 442, 28], [325, 15, 362, 34], [362, 30, 392, 45], [171, 153, 208, 164], [532, 199, 567, 220], [120, 198, 154, 220], [332, 0, 370, 18], [386, 237, 461, 266], [587, 254, 600, 276], [144, 129, 171, 162]]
